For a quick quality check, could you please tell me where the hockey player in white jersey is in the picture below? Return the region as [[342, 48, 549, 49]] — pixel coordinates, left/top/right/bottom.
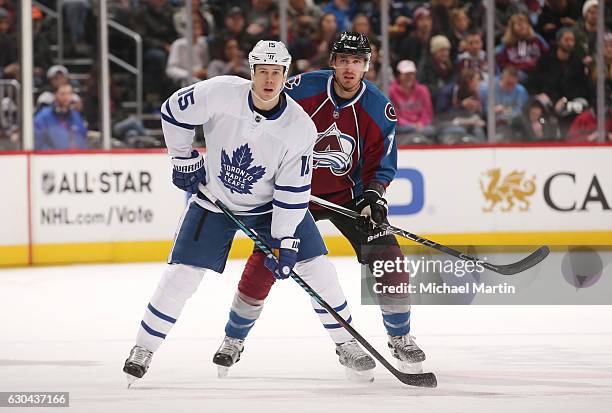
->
[[123, 40, 375, 386]]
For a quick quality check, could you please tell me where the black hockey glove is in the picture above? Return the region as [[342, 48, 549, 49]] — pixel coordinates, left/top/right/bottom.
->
[[355, 183, 388, 232]]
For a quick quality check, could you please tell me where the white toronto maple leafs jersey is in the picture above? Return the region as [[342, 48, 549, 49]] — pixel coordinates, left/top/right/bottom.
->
[[161, 75, 317, 239]]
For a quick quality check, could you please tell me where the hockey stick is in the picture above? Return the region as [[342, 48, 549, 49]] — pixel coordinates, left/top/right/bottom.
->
[[310, 195, 550, 276], [199, 184, 437, 388]]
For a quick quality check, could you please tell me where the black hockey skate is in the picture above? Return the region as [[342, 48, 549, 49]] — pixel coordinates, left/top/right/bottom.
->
[[336, 339, 376, 382], [388, 334, 426, 373], [213, 336, 244, 378], [123, 345, 153, 388]]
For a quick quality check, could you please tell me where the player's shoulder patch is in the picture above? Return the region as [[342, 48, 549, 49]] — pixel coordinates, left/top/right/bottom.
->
[[384, 102, 397, 122], [284, 70, 331, 100], [284, 74, 302, 90], [362, 80, 395, 120]]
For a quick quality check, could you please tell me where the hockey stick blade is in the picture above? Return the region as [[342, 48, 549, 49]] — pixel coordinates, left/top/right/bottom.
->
[[310, 195, 550, 276], [199, 185, 438, 388], [481, 246, 550, 275]]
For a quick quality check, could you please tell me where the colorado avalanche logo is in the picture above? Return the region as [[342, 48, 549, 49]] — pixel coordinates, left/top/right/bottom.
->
[[284, 75, 301, 90], [219, 144, 266, 194], [314, 123, 356, 176], [384, 102, 397, 122]]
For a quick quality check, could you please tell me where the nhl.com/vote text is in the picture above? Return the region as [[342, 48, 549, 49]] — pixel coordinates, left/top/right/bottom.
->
[[40, 206, 154, 226]]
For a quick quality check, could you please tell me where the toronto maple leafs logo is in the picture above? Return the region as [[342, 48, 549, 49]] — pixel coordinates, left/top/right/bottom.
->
[[219, 144, 266, 194]]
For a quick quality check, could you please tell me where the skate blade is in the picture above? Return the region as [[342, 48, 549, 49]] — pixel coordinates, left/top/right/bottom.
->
[[397, 360, 423, 374], [345, 367, 374, 383], [217, 366, 229, 379], [126, 374, 137, 389]]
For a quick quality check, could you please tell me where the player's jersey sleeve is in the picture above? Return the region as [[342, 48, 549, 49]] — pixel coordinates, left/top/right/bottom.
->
[[161, 76, 233, 157], [361, 94, 398, 189], [270, 120, 316, 240]]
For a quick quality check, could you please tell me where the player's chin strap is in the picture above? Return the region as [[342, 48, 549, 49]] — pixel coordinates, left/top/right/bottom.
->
[[197, 183, 437, 388], [250, 86, 283, 104], [309, 195, 550, 276]]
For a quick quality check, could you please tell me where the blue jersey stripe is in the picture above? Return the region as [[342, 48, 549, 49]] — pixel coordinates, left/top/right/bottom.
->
[[272, 199, 309, 210], [147, 303, 177, 324], [274, 183, 311, 193], [140, 320, 167, 339], [162, 100, 196, 130], [323, 315, 352, 329], [161, 112, 196, 130]]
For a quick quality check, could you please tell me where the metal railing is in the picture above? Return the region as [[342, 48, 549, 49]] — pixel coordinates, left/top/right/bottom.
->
[[108, 20, 143, 121], [34, 0, 93, 66]]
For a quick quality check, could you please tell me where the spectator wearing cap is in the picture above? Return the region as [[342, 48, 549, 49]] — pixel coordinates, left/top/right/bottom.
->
[[166, 18, 210, 87], [573, 0, 598, 64], [34, 83, 88, 150], [209, 6, 255, 58], [418, 35, 454, 106], [389, 60, 436, 143], [495, 12, 550, 84], [36, 65, 82, 112], [456, 29, 489, 82], [322, 0, 357, 33], [0, 7, 18, 80], [479, 66, 529, 141], [529, 27, 590, 135], [534, 0, 581, 47], [395, 6, 433, 64]]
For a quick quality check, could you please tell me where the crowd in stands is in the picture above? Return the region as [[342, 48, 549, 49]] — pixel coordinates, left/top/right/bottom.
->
[[1, 0, 611, 149]]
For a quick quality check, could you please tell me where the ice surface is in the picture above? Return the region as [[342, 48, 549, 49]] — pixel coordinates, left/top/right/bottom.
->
[[1, 258, 611, 413]]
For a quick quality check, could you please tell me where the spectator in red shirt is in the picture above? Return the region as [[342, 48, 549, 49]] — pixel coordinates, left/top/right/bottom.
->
[[496, 12, 550, 83], [568, 107, 612, 142]]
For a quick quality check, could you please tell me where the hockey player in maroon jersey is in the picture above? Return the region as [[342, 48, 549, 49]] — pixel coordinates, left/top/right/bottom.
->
[[213, 32, 426, 379]]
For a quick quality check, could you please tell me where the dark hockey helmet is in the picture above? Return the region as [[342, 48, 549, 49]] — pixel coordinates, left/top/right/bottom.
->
[[330, 31, 372, 71]]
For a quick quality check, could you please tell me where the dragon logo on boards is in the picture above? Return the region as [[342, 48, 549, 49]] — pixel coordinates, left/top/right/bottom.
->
[[313, 122, 356, 176], [480, 168, 536, 212], [219, 144, 266, 194]]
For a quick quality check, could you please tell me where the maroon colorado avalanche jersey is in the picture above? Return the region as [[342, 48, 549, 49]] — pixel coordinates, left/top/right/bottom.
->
[[284, 70, 398, 207]]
